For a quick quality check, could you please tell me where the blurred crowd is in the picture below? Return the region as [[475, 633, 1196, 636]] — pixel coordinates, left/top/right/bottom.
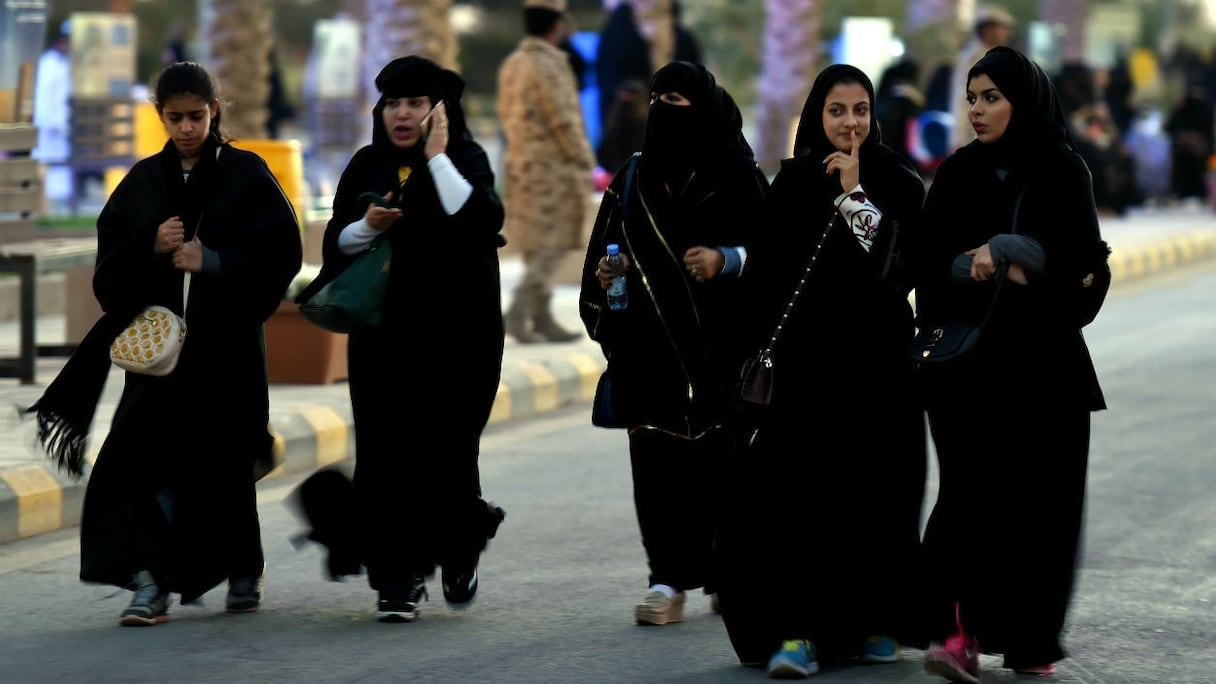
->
[[874, 10, 1216, 216]]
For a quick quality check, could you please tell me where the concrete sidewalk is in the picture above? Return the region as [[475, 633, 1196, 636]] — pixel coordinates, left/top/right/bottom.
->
[[1, 205, 1215, 544]]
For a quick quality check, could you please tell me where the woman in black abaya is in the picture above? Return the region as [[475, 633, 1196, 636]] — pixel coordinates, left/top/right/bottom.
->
[[914, 46, 1107, 682], [294, 56, 506, 623], [715, 64, 928, 676]]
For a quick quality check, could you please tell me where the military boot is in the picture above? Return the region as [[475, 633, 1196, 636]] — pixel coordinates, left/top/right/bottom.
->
[[504, 286, 544, 344], [532, 290, 582, 343]]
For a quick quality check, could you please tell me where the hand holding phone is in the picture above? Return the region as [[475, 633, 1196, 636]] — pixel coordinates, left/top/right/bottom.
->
[[419, 100, 444, 142]]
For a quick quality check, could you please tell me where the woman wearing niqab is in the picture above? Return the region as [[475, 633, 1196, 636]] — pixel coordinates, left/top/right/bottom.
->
[[579, 61, 768, 626]]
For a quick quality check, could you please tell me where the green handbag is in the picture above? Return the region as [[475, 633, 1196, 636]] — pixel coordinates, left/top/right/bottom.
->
[[299, 237, 392, 333]]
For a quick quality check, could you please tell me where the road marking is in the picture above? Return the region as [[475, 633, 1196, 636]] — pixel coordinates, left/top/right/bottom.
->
[[0, 537, 77, 575], [0, 410, 595, 575]]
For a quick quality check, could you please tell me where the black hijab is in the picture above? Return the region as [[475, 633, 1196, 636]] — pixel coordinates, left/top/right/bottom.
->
[[965, 46, 1074, 173], [370, 55, 474, 166], [787, 64, 918, 209], [792, 63, 883, 160], [639, 60, 754, 182]]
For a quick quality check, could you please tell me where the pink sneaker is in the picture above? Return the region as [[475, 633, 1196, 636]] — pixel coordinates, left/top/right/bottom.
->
[[1013, 663, 1055, 677], [924, 602, 980, 683], [924, 634, 980, 683]]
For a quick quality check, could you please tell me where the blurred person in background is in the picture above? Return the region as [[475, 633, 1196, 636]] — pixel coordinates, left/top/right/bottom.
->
[[32, 21, 72, 199], [498, 0, 597, 344], [875, 58, 925, 168], [595, 0, 652, 176], [1165, 75, 1215, 204]]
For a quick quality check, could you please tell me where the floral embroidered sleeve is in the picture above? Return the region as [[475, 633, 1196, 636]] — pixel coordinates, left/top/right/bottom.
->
[[833, 184, 883, 253]]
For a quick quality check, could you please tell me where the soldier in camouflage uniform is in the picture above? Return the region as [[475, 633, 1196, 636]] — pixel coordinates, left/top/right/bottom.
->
[[497, 0, 597, 343]]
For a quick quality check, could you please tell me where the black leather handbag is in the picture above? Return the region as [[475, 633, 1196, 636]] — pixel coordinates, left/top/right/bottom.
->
[[910, 187, 1026, 364]]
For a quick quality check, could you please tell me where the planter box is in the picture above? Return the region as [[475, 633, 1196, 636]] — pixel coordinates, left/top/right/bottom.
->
[[265, 300, 348, 384]]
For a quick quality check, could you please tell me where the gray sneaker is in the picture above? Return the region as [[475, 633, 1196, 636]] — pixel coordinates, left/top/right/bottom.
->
[[226, 567, 265, 614], [120, 570, 171, 626]]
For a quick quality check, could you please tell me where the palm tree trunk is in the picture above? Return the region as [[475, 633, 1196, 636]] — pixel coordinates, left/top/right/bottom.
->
[[202, 0, 272, 140], [753, 0, 821, 174], [361, 0, 456, 143]]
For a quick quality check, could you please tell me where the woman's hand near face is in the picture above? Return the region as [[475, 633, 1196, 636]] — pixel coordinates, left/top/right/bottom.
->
[[966, 243, 999, 281], [364, 191, 401, 231], [155, 216, 185, 254], [823, 129, 861, 192], [424, 101, 449, 160]]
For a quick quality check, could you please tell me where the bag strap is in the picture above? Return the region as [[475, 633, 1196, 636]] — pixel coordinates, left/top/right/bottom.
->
[[973, 185, 1027, 330], [757, 210, 838, 356], [181, 147, 222, 316]]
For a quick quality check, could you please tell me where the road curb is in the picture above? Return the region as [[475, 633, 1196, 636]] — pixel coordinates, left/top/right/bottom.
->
[[0, 351, 606, 544], [1109, 230, 1216, 282]]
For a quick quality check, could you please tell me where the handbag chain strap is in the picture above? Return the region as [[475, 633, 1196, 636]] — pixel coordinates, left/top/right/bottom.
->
[[180, 146, 221, 316], [757, 211, 838, 357]]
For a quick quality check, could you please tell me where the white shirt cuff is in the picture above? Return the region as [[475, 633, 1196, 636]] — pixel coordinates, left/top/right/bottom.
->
[[337, 217, 380, 255], [834, 184, 883, 253], [427, 153, 473, 215]]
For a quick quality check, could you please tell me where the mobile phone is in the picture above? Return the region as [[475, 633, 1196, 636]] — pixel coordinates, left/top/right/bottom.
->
[[418, 100, 444, 141]]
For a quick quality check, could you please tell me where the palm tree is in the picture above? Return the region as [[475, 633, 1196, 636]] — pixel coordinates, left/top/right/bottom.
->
[[752, 0, 822, 173], [201, 0, 273, 140], [1040, 0, 1091, 63], [360, 0, 456, 144]]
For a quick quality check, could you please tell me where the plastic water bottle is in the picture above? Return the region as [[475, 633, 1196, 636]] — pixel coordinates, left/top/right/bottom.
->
[[606, 243, 628, 311]]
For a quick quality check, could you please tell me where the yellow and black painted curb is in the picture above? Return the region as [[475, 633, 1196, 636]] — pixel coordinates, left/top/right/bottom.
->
[[0, 352, 606, 544], [1109, 231, 1216, 283]]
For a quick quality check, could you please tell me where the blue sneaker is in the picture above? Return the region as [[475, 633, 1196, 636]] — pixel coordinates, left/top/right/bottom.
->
[[862, 635, 901, 663], [767, 639, 819, 678]]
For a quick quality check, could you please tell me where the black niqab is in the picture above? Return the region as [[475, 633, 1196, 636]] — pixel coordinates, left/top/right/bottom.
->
[[639, 61, 753, 183]]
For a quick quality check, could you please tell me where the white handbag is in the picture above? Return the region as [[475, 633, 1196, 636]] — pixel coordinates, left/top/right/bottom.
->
[[109, 149, 217, 377], [109, 273, 190, 376]]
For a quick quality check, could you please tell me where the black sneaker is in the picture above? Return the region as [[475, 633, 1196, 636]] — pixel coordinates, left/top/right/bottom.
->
[[226, 567, 265, 614], [120, 570, 171, 626], [377, 577, 428, 623], [442, 565, 479, 607]]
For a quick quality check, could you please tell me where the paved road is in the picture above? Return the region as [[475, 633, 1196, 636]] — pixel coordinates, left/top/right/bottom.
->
[[0, 259, 1213, 682]]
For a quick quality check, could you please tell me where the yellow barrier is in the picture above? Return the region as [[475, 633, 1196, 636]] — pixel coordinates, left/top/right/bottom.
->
[[231, 138, 308, 233], [129, 102, 308, 230], [134, 100, 166, 160]]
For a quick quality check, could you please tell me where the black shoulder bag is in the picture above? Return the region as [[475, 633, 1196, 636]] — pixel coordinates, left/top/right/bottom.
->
[[910, 187, 1025, 363]]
